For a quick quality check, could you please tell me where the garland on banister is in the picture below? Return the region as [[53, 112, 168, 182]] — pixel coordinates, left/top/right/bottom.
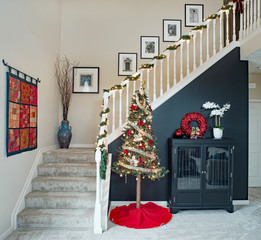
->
[[139, 64, 154, 69], [99, 108, 110, 117], [99, 118, 108, 127], [100, 149, 108, 180], [153, 54, 167, 60], [125, 75, 140, 81], [165, 44, 180, 51], [180, 35, 192, 40], [191, 25, 207, 31], [96, 130, 108, 143], [104, 84, 126, 93], [220, 4, 233, 10], [207, 14, 220, 20]]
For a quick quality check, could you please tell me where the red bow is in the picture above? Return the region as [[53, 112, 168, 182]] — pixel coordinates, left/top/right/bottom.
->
[[233, 0, 244, 14]]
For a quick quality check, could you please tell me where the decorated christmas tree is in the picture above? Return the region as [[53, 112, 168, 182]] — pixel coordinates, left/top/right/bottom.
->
[[112, 87, 168, 208]]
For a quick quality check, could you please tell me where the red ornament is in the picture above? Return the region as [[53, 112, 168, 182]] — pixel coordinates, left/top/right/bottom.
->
[[180, 112, 207, 138], [124, 149, 128, 155], [174, 127, 185, 138], [126, 130, 131, 136], [131, 105, 137, 111], [149, 140, 154, 145], [233, 0, 244, 14]]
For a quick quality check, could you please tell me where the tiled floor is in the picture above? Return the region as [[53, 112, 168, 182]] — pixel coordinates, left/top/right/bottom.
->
[[5, 188, 261, 240]]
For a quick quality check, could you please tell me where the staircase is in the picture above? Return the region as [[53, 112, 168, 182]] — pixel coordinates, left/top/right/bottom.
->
[[17, 148, 96, 230]]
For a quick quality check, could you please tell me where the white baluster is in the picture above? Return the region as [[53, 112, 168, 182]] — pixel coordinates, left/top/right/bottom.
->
[[213, 18, 217, 55], [119, 89, 122, 126], [174, 50, 177, 86], [226, 10, 230, 46], [133, 80, 136, 95], [186, 40, 190, 76], [126, 81, 129, 118], [199, 30, 203, 66], [153, 61, 156, 101], [180, 41, 183, 81], [240, 5, 243, 40], [147, 69, 150, 91], [193, 32, 196, 70], [247, 0, 250, 35], [160, 59, 163, 96], [167, 51, 170, 91], [140, 71, 143, 88], [250, 0, 253, 33], [206, 23, 210, 60], [233, 3, 236, 41], [219, 12, 223, 51], [112, 92, 115, 132], [244, 0, 247, 37], [257, 0, 260, 27], [254, 0, 257, 30]]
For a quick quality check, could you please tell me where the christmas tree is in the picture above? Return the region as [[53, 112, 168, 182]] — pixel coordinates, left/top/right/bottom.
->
[[112, 87, 168, 208]]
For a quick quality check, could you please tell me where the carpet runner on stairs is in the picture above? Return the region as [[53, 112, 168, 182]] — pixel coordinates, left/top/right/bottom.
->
[[17, 148, 96, 230]]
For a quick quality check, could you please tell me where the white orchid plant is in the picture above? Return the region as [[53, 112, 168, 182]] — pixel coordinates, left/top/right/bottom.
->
[[202, 101, 231, 130]]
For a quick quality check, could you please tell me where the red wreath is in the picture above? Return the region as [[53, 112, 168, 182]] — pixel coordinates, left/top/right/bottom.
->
[[180, 112, 207, 137]]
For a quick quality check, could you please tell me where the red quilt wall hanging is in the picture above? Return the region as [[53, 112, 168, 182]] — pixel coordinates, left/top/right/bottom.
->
[[7, 72, 38, 156]]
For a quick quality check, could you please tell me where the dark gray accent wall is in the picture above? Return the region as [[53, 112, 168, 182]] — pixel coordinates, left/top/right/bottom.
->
[[109, 47, 248, 201]]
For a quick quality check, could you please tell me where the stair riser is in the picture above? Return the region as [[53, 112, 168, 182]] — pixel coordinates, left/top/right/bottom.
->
[[38, 166, 96, 177], [17, 215, 93, 228], [32, 181, 96, 192], [25, 197, 95, 209], [43, 153, 95, 164]]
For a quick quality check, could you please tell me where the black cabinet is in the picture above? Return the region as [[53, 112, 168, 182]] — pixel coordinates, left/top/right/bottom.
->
[[168, 138, 234, 214]]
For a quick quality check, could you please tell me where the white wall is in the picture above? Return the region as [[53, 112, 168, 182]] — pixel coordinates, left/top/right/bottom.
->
[[0, 0, 61, 236], [249, 73, 261, 99], [60, 0, 223, 144]]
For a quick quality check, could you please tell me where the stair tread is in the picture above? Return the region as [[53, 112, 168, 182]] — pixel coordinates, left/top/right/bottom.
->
[[26, 191, 96, 198], [45, 148, 95, 154], [32, 176, 96, 182], [38, 163, 96, 167], [18, 208, 94, 217]]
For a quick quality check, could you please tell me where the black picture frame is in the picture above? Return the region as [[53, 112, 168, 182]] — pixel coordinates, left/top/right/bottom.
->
[[72, 67, 99, 94], [185, 4, 204, 27], [163, 19, 182, 42], [140, 36, 160, 59], [118, 53, 138, 76]]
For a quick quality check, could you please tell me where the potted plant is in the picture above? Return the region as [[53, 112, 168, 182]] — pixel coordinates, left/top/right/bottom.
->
[[55, 55, 76, 148], [202, 101, 231, 139]]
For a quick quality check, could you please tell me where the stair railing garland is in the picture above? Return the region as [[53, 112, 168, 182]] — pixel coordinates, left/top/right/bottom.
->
[[191, 25, 207, 31], [139, 64, 154, 69], [153, 54, 167, 60], [165, 44, 180, 51]]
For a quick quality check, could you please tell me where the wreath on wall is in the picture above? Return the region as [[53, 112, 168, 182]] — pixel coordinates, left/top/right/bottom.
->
[[175, 112, 207, 138]]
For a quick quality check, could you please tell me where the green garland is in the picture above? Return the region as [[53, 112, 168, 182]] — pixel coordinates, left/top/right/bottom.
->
[[125, 75, 140, 81], [139, 64, 154, 69], [104, 84, 126, 93], [180, 35, 192, 40], [100, 149, 108, 180], [220, 5, 233, 10], [99, 118, 108, 127], [207, 14, 220, 20], [191, 25, 207, 31], [153, 54, 167, 60], [166, 44, 180, 51], [99, 108, 110, 117], [97, 130, 108, 143]]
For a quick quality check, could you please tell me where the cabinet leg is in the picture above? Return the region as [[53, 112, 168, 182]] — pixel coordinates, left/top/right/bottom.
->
[[227, 205, 234, 213]]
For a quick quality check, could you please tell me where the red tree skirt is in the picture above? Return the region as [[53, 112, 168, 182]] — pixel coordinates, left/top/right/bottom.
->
[[109, 202, 172, 229]]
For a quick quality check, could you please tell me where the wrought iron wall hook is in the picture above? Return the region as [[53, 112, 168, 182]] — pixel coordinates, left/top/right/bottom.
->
[[2, 59, 41, 83]]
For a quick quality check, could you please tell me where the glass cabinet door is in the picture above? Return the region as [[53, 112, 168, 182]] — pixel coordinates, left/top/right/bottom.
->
[[205, 147, 229, 189], [177, 147, 201, 190]]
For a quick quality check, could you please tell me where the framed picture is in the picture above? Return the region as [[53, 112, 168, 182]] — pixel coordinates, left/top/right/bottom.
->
[[163, 19, 182, 42], [73, 67, 99, 94], [118, 53, 137, 76], [185, 4, 204, 27], [140, 36, 160, 59]]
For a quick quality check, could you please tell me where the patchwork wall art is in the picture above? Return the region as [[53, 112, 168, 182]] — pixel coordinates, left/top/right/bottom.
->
[[6, 72, 38, 156]]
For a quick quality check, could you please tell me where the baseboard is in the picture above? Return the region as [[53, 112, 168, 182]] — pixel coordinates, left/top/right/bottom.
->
[[0, 227, 14, 240], [110, 201, 168, 207], [11, 145, 57, 230], [70, 144, 96, 148], [233, 200, 250, 205]]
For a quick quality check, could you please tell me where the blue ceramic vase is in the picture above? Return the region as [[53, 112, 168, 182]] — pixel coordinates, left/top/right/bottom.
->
[[57, 120, 72, 148]]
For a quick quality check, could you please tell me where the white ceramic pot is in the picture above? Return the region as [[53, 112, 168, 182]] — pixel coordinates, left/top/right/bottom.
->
[[213, 128, 223, 139]]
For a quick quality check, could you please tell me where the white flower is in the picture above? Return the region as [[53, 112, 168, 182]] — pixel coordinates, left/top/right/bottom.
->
[[202, 101, 220, 109], [210, 109, 222, 117]]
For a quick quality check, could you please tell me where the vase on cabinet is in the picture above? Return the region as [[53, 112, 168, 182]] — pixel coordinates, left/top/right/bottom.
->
[[213, 127, 223, 139]]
